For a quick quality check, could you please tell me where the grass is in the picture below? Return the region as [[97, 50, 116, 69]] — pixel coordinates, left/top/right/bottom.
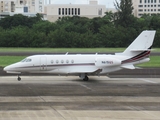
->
[[137, 56, 160, 67], [0, 47, 160, 53], [0, 56, 159, 68], [0, 56, 26, 67], [0, 47, 126, 53]]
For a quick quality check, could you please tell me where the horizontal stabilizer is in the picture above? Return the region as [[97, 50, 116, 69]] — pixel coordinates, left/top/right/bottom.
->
[[121, 65, 135, 69], [135, 67, 142, 69]]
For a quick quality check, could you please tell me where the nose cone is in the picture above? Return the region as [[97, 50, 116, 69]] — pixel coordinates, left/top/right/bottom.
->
[[3, 66, 9, 72], [3, 64, 21, 74], [3, 65, 14, 73]]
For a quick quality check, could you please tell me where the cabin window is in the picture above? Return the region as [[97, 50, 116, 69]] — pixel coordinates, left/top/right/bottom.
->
[[51, 60, 54, 64], [56, 60, 59, 63], [71, 60, 74, 63], [66, 60, 69, 63], [61, 60, 64, 63]]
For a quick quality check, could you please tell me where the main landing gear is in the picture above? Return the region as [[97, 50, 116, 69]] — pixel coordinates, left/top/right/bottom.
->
[[79, 74, 89, 81], [83, 76, 89, 81], [17, 75, 21, 81]]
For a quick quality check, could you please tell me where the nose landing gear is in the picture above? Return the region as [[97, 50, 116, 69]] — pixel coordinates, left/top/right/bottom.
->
[[17, 75, 21, 81]]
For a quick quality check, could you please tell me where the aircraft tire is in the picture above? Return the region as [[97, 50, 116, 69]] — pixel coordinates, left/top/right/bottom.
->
[[18, 76, 21, 81], [83, 76, 89, 81]]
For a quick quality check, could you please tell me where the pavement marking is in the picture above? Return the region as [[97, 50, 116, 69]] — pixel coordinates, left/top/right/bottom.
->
[[80, 84, 93, 91], [138, 78, 157, 84]]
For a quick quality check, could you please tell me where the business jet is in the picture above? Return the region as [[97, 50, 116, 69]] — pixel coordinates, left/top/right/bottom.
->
[[4, 30, 156, 81]]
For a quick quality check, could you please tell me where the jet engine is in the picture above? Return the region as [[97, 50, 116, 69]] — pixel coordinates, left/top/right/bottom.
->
[[95, 57, 121, 68]]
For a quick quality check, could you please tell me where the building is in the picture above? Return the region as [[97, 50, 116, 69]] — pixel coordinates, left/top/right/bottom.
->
[[0, 0, 118, 22], [44, 0, 106, 22], [0, 0, 45, 20], [14, 0, 44, 13], [133, 0, 160, 17], [0, 0, 44, 13], [0, 1, 15, 12], [26, 0, 44, 13]]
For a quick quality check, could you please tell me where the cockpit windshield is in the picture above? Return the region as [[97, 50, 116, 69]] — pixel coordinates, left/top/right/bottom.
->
[[21, 58, 32, 62]]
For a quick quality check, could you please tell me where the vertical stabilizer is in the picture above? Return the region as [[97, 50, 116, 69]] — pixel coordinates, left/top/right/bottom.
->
[[119, 30, 156, 56], [116, 30, 156, 69]]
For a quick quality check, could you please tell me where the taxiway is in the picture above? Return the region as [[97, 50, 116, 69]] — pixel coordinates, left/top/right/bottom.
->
[[0, 76, 160, 120]]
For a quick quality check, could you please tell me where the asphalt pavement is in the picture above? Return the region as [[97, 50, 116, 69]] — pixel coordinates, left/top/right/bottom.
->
[[0, 76, 159, 120]]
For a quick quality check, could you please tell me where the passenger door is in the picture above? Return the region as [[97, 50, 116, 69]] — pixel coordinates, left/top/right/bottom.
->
[[40, 57, 47, 70]]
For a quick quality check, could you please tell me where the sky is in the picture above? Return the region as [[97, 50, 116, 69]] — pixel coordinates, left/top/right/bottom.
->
[[47, 0, 119, 8]]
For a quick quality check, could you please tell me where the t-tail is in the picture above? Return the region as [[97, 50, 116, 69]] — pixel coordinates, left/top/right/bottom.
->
[[116, 30, 156, 69]]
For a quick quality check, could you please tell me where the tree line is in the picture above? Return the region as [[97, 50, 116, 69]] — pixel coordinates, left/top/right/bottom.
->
[[0, 0, 160, 48]]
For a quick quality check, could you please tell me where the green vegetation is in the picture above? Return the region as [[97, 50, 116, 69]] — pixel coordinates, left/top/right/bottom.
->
[[114, 0, 134, 27], [0, 55, 159, 68], [137, 56, 160, 67], [0, 47, 126, 53], [0, 56, 26, 67], [0, 0, 160, 48], [0, 47, 160, 53]]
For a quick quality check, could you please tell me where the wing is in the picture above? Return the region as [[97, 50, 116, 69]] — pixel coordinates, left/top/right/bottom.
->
[[69, 66, 99, 74]]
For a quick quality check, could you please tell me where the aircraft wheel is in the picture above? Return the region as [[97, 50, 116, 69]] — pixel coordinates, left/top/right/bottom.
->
[[83, 76, 89, 81], [17, 76, 21, 81]]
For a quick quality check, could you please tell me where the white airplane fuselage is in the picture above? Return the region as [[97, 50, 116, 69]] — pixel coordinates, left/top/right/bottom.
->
[[4, 54, 149, 75], [3, 30, 156, 81]]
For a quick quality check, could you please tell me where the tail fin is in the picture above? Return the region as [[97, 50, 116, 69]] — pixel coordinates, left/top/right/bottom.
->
[[117, 30, 156, 69], [117, 30, 156, 56]]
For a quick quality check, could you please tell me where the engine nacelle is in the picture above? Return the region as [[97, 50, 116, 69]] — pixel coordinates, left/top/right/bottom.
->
[[95, 57, 121, 68]]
